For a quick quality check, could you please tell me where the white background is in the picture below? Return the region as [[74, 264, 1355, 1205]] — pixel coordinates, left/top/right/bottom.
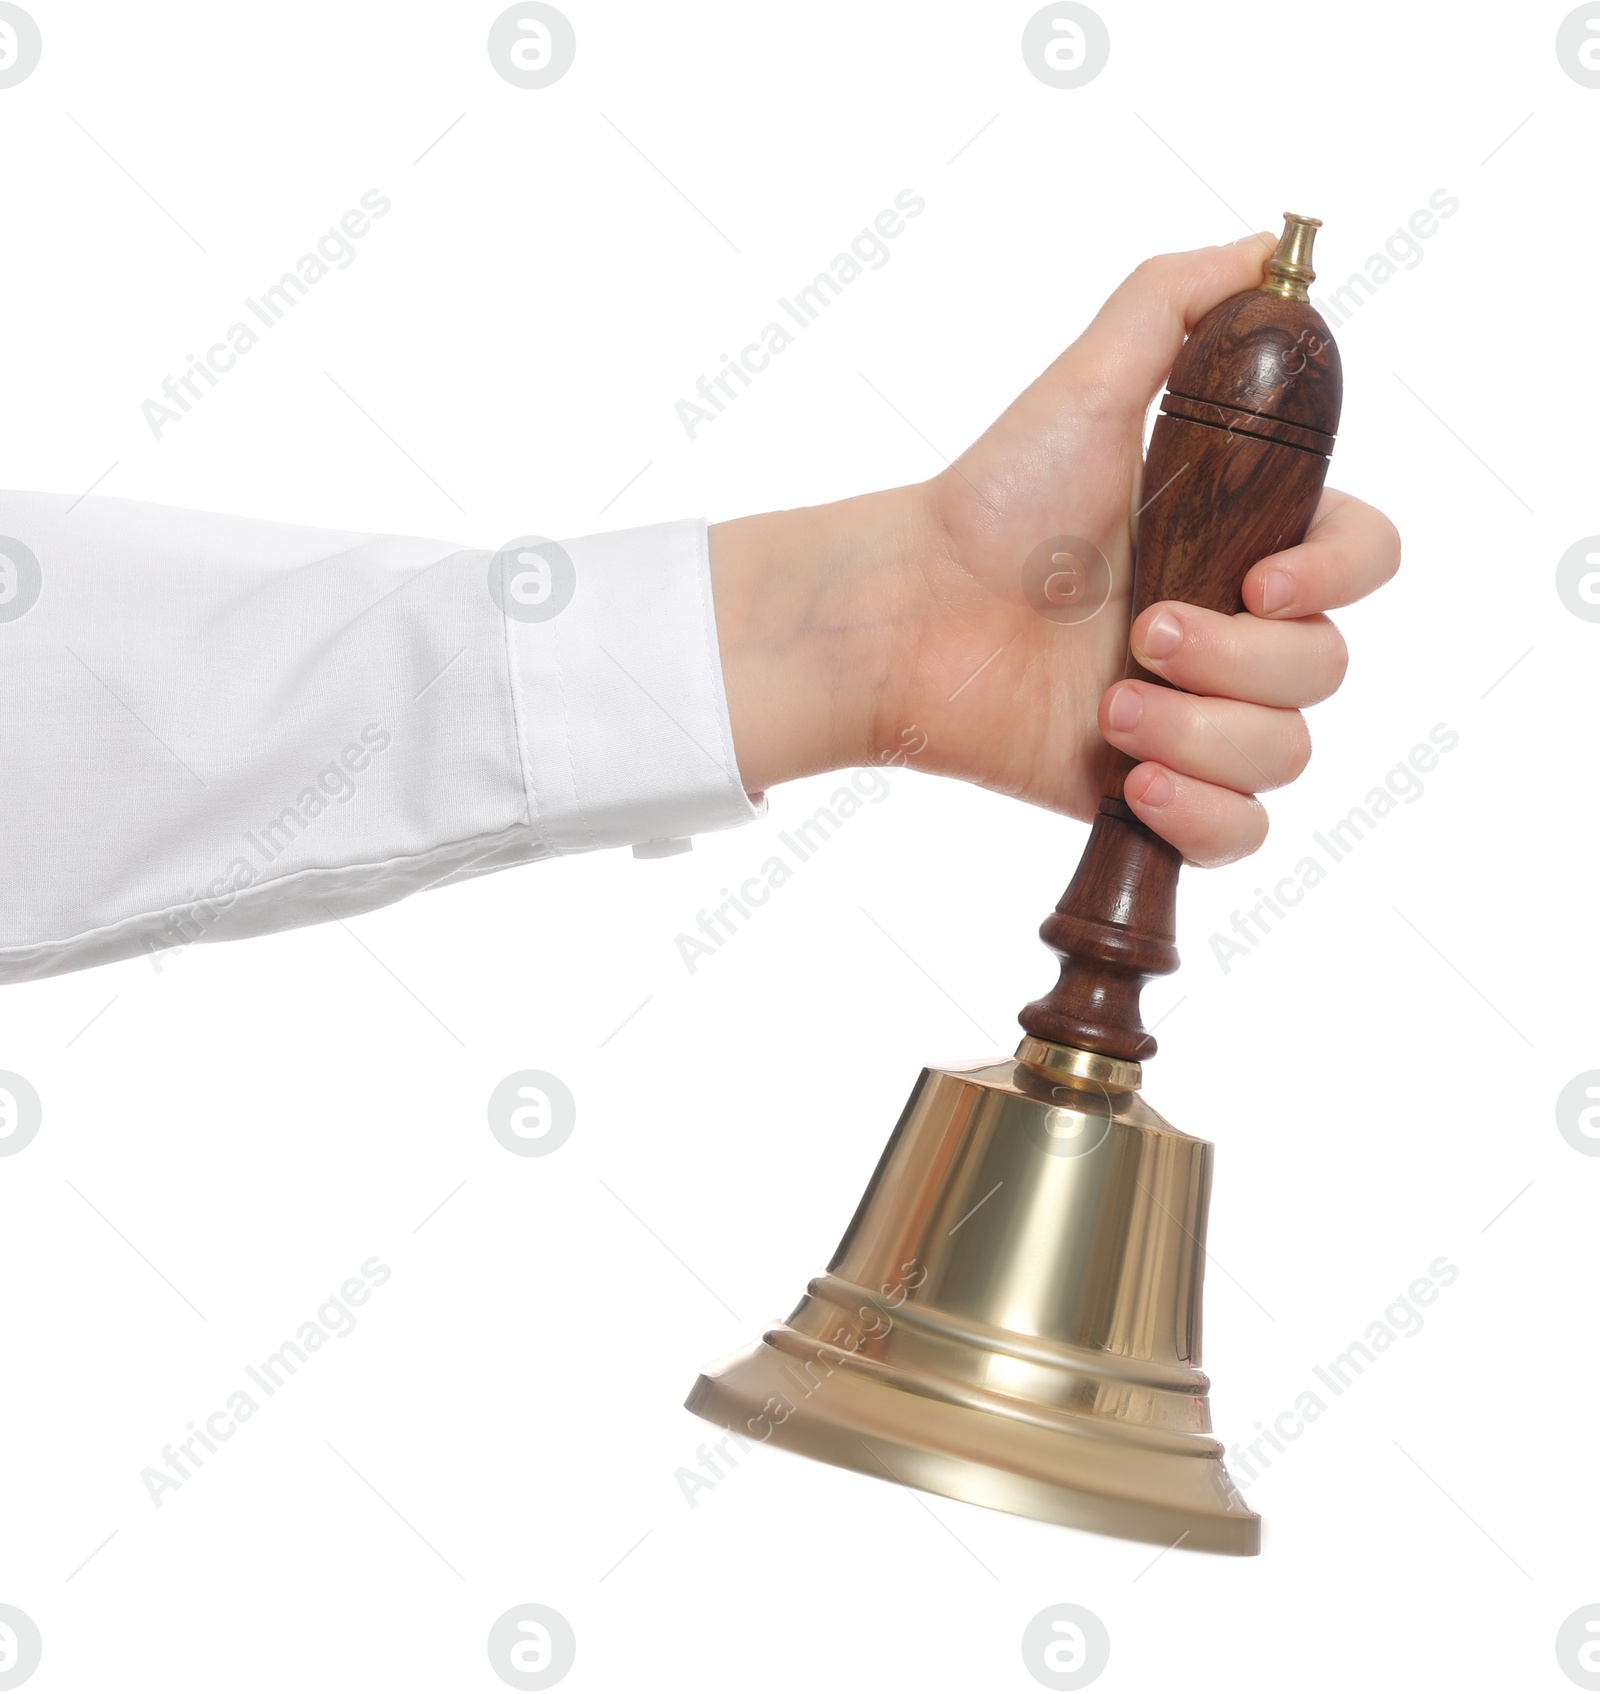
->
[[1, 2, 1594, 1690]]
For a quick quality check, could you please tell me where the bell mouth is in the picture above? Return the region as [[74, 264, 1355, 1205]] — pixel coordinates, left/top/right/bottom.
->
[[685, 1331, 1259, 1555], [685, 1052, 1260, 1555]]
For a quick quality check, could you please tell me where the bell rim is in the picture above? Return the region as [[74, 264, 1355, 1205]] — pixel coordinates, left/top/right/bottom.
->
[[686, 1337, 1260, 1557]]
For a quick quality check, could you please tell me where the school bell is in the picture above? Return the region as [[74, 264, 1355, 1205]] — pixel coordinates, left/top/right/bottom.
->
[[687, 216, 1341, 1554]]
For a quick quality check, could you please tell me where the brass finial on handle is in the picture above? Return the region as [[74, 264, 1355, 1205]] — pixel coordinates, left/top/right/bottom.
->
[[1259, 212, 1321, 303]]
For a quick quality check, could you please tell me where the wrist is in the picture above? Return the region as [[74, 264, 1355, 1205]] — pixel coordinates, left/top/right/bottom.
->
[[709, 483, 935, 794]]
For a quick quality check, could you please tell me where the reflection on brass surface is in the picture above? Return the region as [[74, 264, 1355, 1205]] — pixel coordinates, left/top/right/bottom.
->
[[686, 1042, 1258, 1555], [1014, 1035, 1141, 1092]]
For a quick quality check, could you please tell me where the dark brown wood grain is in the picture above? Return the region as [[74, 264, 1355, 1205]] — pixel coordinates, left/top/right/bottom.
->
[[1158, 393, 1333, 455], [1019, 283, 1342, 1062], [1168, 289, 1341, 432]]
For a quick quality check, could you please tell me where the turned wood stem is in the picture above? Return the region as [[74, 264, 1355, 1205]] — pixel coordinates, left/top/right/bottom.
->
[[1019, 217, 1344, 1063]]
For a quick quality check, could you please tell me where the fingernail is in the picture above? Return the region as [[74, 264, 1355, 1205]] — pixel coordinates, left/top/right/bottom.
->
[[1133, 766, 1174, 807], [1107, 685, 1143, 733], [1140, 610, 1182, 661], [1259, 569, 1293, 613]]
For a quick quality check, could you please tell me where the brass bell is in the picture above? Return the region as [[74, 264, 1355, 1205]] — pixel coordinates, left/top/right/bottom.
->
[[687, 216, 1342, 1555]]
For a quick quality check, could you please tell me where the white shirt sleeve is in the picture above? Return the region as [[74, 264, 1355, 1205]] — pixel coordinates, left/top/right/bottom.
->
[[0, 493, 762, 983]]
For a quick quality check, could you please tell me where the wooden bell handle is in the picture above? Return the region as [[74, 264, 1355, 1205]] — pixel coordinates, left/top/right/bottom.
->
[[1019, 216, 1343, 1063]]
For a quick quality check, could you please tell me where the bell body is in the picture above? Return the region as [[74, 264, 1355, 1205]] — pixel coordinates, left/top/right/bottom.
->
[[687, 1040, 1260, 1554]]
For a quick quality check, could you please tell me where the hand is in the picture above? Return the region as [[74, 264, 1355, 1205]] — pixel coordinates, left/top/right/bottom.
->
[[709, 235, 1400, 866]]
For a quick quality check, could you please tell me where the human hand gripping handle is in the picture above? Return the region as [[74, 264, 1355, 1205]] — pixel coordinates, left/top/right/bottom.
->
[[1020, 215, 1343, 1062]]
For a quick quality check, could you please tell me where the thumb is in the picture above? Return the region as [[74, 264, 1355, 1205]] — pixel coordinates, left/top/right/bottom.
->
[[1061, 233, 1276, 415]]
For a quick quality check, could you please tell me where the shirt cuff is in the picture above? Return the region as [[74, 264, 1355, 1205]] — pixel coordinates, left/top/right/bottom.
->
[[499, 517, 763, 855]]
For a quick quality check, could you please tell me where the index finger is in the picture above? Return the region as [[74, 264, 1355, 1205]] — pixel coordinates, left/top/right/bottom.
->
[[1241, 487, 1400, 619]]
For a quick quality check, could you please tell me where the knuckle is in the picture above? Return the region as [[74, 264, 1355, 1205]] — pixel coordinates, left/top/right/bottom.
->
[[1245, 799, 1271, 856], [1283, 713, 1313, 780], [1297, 619, 1347, 705], [1181, 695, 1216, 762], [1130, 251, 1188, 300], [1325, 629, 1350, 695], [1378, 513, 1403, 581], [1214, 798, 1270, 867]]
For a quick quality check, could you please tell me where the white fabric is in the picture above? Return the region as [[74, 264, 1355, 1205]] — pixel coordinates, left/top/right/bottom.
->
[[0, 495, 761, 982]]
